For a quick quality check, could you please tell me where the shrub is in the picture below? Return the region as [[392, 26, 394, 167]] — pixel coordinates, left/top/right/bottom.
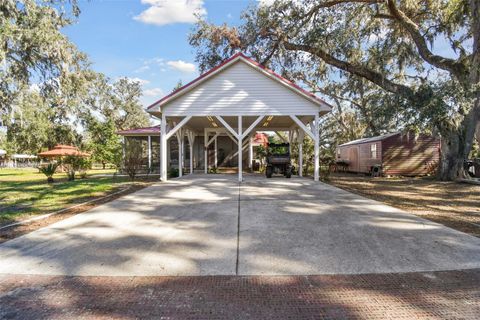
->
[[124, 140, 143, 181], [39, 163, 58, 183], [62, 156, 91, 181], [168, 168, 179, 178]]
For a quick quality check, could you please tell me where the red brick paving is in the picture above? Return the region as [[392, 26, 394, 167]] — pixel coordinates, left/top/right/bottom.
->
[[1, 269, 479, 319]]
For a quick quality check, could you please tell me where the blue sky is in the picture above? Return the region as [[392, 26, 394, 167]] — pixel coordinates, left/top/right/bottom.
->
[[64, 0, 461, 110], [64, 0, 256, 107]]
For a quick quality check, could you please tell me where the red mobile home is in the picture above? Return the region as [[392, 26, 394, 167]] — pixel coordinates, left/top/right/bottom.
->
[[336, 132, 440, 176]]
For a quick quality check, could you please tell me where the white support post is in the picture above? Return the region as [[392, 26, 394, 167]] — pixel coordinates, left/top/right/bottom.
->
[[158, 134, 162, 175], [147, 135, 152, 172], [288, 130, 295, 154], [122, 136, 126, 172], [297, 129, 304, 177], [176, 128, 184, 177], [248, 134, 253, 169], [238, 116, 243, 182], [214, 135, 218, 168], [190, 141, 194, 174], [204, 128, 208, 174], [167, 138, 171, 172], [181, 132, 185, 176], [187, 130, 195, 175], [314, 114, 320, 182], [160, 114, 167, 181]]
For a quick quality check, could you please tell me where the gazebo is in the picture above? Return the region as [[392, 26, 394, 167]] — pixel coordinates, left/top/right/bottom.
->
[[119, 53, 332, 182], [38, 145, 90, 158]]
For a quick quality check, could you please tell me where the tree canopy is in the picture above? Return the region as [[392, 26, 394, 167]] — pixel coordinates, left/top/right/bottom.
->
[[0, 0, 150, 165], [189, 0, 480, 180]]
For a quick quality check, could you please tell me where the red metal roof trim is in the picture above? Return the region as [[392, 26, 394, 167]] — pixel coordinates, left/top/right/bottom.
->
[[146, 52, 332, 111], [116, 126, 160, 135], [38, 145, 90, 157]]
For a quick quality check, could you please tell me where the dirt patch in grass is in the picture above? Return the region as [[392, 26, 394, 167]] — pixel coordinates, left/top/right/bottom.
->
[[0, 181, 154, 244], [328, 173, 480, 237]]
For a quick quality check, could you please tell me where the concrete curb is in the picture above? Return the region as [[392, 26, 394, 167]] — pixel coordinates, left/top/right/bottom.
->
[[0, 186, 132, 231]]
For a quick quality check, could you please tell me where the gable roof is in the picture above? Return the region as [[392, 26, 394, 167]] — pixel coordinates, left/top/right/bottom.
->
[[339, 132, 400, 147], [146, 52, 332, 112]]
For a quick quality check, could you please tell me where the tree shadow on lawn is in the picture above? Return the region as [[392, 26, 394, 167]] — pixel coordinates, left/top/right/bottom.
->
[[329, 174, 480, 216], [0, 177, 132, 224]]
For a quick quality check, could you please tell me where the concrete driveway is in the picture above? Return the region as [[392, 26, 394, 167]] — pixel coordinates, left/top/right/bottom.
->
[[0, 174, 479, 276]]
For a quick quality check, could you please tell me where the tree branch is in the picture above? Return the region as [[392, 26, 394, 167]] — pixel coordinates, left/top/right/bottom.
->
[[301, 0, 384, 19], [385, 0, 468, 78], [283, 41, 414, 97]]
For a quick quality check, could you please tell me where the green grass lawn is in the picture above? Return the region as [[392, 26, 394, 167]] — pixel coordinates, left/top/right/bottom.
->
[[0, 168, 133, 224]]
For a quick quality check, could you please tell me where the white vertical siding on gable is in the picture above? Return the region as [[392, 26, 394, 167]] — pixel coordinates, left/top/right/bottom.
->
[[162, 61, 323, 116]]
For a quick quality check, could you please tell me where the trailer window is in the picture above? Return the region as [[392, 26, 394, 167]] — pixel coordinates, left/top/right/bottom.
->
[[370, 144, 377, 159]]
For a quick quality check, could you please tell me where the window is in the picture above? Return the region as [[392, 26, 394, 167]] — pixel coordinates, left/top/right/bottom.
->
[[370, 144, 377, 159]]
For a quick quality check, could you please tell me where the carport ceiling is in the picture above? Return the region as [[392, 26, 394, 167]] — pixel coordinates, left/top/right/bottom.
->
[[167, 115, 314, 135]]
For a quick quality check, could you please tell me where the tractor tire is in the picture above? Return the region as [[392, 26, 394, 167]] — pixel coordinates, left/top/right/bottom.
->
[[266, 166, 273, 178], [285, 167, 292, 178]]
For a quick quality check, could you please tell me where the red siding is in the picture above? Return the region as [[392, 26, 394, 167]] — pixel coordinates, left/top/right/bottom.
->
[[381, 133, 440, 176]]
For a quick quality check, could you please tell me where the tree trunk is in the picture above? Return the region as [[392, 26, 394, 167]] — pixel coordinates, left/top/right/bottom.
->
[[438, 0, 480, 180], [476, 121, 480, 143], [438, 99, 480, 180], [438, 132, 465, 180]]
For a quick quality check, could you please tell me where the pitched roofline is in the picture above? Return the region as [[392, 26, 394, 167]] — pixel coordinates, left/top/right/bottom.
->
[[146, 52, 332, 112], [116, 125, 160, 134], [338, 132, 401, 147]]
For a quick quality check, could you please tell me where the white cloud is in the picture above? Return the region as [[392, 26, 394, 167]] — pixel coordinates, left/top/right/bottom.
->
[[167, 60, 196, 73], [134, 0, 206, 26], [134, 65, 150, 73], [143, 87, 164, 96], [127, 77, 150, 85], [227, 13, 232, 19]]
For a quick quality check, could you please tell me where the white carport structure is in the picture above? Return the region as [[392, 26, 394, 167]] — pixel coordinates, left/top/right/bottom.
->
[[147, 53, 331, 182]]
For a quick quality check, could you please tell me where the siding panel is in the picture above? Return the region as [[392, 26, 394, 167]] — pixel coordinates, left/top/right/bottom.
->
[[382, 134, 440, 175], [162, 61, 322, 116]]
